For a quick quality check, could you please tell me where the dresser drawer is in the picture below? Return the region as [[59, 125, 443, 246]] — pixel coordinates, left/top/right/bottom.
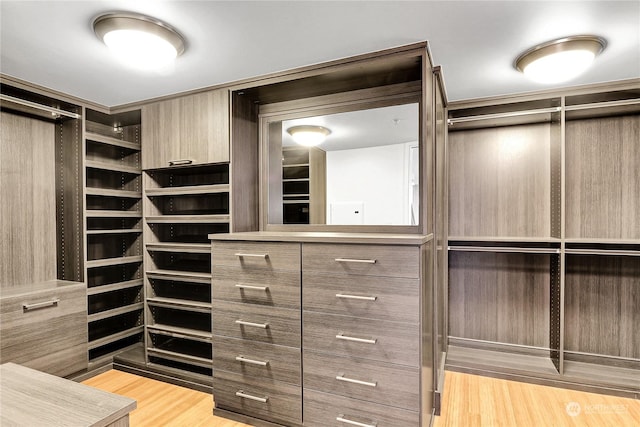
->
[[213, 335, 301, 385], [303, 272, 419, 323], [304, 389, 419, 427], [212, 301, 301, 347], [0, 281, 87, 377], [304, 350, 419, 410], [303, 243, 419, 278], [212, 267, 300, 309], [212, 241, 300, 272], [213, 369, 302, 425], [303, 312, 419, 366]]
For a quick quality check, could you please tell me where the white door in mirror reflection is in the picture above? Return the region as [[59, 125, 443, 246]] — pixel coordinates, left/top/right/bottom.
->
[[330, 202, 364, 225]]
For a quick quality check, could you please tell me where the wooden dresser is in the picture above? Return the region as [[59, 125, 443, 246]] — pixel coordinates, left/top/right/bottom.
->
[[210, 232, 434, 427], [0, 280, 87, 377]]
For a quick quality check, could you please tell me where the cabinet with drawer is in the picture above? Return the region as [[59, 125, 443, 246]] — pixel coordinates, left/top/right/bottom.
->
[[211, 240, 303, 426], [0, 280, 87, 377], [210, 233, 433, 427]]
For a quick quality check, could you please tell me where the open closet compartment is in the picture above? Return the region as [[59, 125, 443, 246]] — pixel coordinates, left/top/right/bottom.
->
[[446, 81, 640, 398], [0, 82, 87, 377], [84, 107, 144, 369]]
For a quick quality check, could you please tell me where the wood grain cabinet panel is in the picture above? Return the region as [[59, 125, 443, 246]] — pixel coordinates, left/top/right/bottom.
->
[[0, 281, 87, 377], [212, 241, 301, 271], [303, 243, 419, 278], [303, 272, 419, 323], [212, 300, 301, 348], [212, 335, 301, 385], [304, 389, 419, 427], [212, 267, 300, 309], [303, 350, 420, 410], [142, 89, 230, 170], [213, 369, 302, 425], [303, 311, 420, 367]]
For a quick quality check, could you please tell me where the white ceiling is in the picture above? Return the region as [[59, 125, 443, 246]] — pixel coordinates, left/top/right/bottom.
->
[[1, 1, 638, 107]]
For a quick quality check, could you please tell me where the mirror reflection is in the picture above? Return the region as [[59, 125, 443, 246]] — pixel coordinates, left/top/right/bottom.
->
[[268, 103, 419, 226]]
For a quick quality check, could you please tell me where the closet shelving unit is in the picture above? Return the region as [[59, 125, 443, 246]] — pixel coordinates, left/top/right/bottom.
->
[[281, 146, 326, 224], [142, 164, 230, 387], [84, 108, 144, 369], [446, 85, 640, 397]]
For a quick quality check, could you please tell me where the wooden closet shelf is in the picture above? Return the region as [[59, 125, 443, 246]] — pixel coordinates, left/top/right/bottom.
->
[[86, 255, 144, 268], [146, 297, 212, 313], [86, 210, 142, 218], [85, 132, 141, 150], [446, 345, 559, 378], [146, 242, 210, 254], [88, 325, 145, 351], [146, 348, 212, 369], [147, 324, 212, 341], [145, 215, 230, 224], [85, 160, 141, 175], [145, 269, 211, 281], [145, 184, 229, 197], [87, 279, 144, 296], [86, 188, 141, 198], [86, 228, 142, 235], [448, 236, 561, 243], [88, 302, 144, 323]]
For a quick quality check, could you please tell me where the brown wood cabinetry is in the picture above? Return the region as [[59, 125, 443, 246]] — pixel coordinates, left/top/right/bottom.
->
[[141, 89, 230, 169], [210, 232, 434, 427], [446, 84, 640, 398]]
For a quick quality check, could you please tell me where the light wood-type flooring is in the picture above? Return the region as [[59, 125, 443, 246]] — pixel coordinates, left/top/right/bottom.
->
[[83, 369, 640, 427]]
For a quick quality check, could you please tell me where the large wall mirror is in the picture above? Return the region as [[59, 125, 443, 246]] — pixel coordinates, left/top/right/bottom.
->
[[259, 86, 422, 232]]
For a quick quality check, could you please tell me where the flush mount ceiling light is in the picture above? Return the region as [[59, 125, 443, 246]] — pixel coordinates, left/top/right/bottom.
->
[[286, 125, 331, 147], [93, 12, 185, 70], [515, 35, 606, 84]]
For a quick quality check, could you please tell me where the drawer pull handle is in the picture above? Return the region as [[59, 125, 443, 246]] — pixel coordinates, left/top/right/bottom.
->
[[336, 333, 377, 344], [235, 355, 269, 366], [337, 415, 377, 427], [235, 253, 268, 258], [168, 159, 193, 166], [235, 284, 269, 291], [336, 374, 377, 387], [336, 293, 377, 301], [235, 390, 268, 403], [335, 258, 377, 264], [235, 319, 269, 329], [22, 298, 60, 312]]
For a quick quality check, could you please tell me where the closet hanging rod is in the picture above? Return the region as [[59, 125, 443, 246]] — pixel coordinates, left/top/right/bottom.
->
[[564, 98, 640, 111], [447, 106, 561, 125], [0, 94, 80, 119]]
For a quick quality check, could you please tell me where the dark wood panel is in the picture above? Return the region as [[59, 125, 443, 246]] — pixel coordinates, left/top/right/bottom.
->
[[303, 350, 420, 410], [448, 252, 550, 347], [303, 311, 419, 367], [213, 369, 301, 425], [565, 115, 640, 239], [565, 255, 640, 359], [0, 112, 56, 287], [302, 243, 419, 278], [302, 272, 419, 323], [212, 335, 300, 385], [303, 389, 419, 427], [448, 123, 551, 238], [212, 301, 300, 348]]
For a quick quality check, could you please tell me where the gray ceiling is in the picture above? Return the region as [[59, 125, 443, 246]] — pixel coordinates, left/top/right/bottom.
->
[[1, 1, 639, 107]]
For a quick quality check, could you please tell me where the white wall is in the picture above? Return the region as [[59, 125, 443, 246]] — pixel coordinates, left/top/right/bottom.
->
[[326, 142, 416, 225]]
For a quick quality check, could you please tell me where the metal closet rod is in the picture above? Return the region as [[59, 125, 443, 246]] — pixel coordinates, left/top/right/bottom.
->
[[0, 93, 81, 119], [564, 98, 640, 111], [447, 106, 561, 125]]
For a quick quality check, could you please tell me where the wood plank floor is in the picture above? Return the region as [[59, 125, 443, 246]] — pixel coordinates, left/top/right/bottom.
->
[[84, 369, 640, 426]]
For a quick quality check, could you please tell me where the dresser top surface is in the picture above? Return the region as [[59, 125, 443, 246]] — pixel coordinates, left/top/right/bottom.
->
[[0, 362, 136, 427], [209, 231, 432, 245], [0, 279, 84, 298]]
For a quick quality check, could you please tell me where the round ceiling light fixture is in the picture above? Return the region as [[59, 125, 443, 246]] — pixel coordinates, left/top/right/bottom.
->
[[515, 35, 606, 84], [93, 12, 186, 70], [286, 125, 332, 147]]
